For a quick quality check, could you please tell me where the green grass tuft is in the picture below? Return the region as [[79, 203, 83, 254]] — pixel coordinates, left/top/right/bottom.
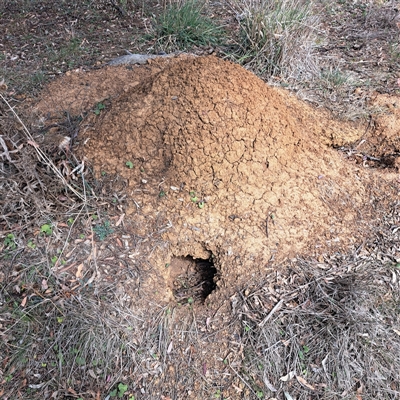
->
[[153, 0, 225, 51]]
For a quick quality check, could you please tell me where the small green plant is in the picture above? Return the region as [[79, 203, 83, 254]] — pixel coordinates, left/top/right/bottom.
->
[[190, 191, 198, 202], [31, 70, 46, 86], [27, 240, 36, 249], [198, 201, 205, 209], [67, 217, 74, 226], [93, 220, 114, 241], [40, 223, 52, 236], [154, 0, 224, 51], [57, 351, 64, 364], [159, 190, 166, 198], [51, 256, 58, 265], [4, 233, 16, 249], [75, 356, 85, 366], [125, 161, 134, 169], [94, 102, 105, 115], [299, 345, 310, 360], [320, 67, 348, 88], [110, 382, 129, 398], [256, 390, 264, 398], [214, 389, 222, 398]]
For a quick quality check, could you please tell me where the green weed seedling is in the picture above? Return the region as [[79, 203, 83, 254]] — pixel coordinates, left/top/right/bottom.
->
[[40, 224, 52, 236], [27, 240, 36, 249], [125, 161, 134, 169], [4, 233, 16, 249], [190, 190, 198, 202], [299, 345, 310, 360], [75, 356, 85, 366], [93, 220, 113, 240], [110, 382, 128, 398], [94, 102, 105, 115]]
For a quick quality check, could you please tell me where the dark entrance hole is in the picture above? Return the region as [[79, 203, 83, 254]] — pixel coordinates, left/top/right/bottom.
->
[[169, 255, 217, 303]]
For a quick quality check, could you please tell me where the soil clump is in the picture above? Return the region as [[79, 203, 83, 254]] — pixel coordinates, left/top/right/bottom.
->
[[35, 56, 399, 301]]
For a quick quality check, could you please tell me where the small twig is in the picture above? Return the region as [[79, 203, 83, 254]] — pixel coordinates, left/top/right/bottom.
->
[[229, 364, 257, 396], [259, 299, 284, 327]]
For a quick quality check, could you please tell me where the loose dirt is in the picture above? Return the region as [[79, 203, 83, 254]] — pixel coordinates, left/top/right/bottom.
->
[[362, 93, 400, 167], [35, 55, 399, 303]]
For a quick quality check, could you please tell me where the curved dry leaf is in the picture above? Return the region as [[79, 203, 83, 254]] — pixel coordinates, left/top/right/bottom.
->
[[280, 371, 295, 382], [296, 375, 315, 390]]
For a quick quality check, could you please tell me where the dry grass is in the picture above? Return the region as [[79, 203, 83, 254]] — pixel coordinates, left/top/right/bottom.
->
[[237, 203, 400, 399], [224, 0, 321, 79]]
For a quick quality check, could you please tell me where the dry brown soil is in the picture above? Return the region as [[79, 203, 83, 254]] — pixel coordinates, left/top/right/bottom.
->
[[35, 55, 399, 303]]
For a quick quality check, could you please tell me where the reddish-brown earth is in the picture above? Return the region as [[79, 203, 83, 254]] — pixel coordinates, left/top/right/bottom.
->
[[35, 55, 399, 302]]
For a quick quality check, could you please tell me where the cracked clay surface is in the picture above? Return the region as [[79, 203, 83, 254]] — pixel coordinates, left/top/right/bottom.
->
[[37, 56, 399, 299]]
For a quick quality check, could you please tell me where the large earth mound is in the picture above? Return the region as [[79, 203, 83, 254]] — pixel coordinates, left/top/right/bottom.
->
[[67, 56, 395, 297], [34, 55, 398, 300]]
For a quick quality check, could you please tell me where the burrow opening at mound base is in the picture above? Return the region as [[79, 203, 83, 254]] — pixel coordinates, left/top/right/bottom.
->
[[168, 255, 217, 304]]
